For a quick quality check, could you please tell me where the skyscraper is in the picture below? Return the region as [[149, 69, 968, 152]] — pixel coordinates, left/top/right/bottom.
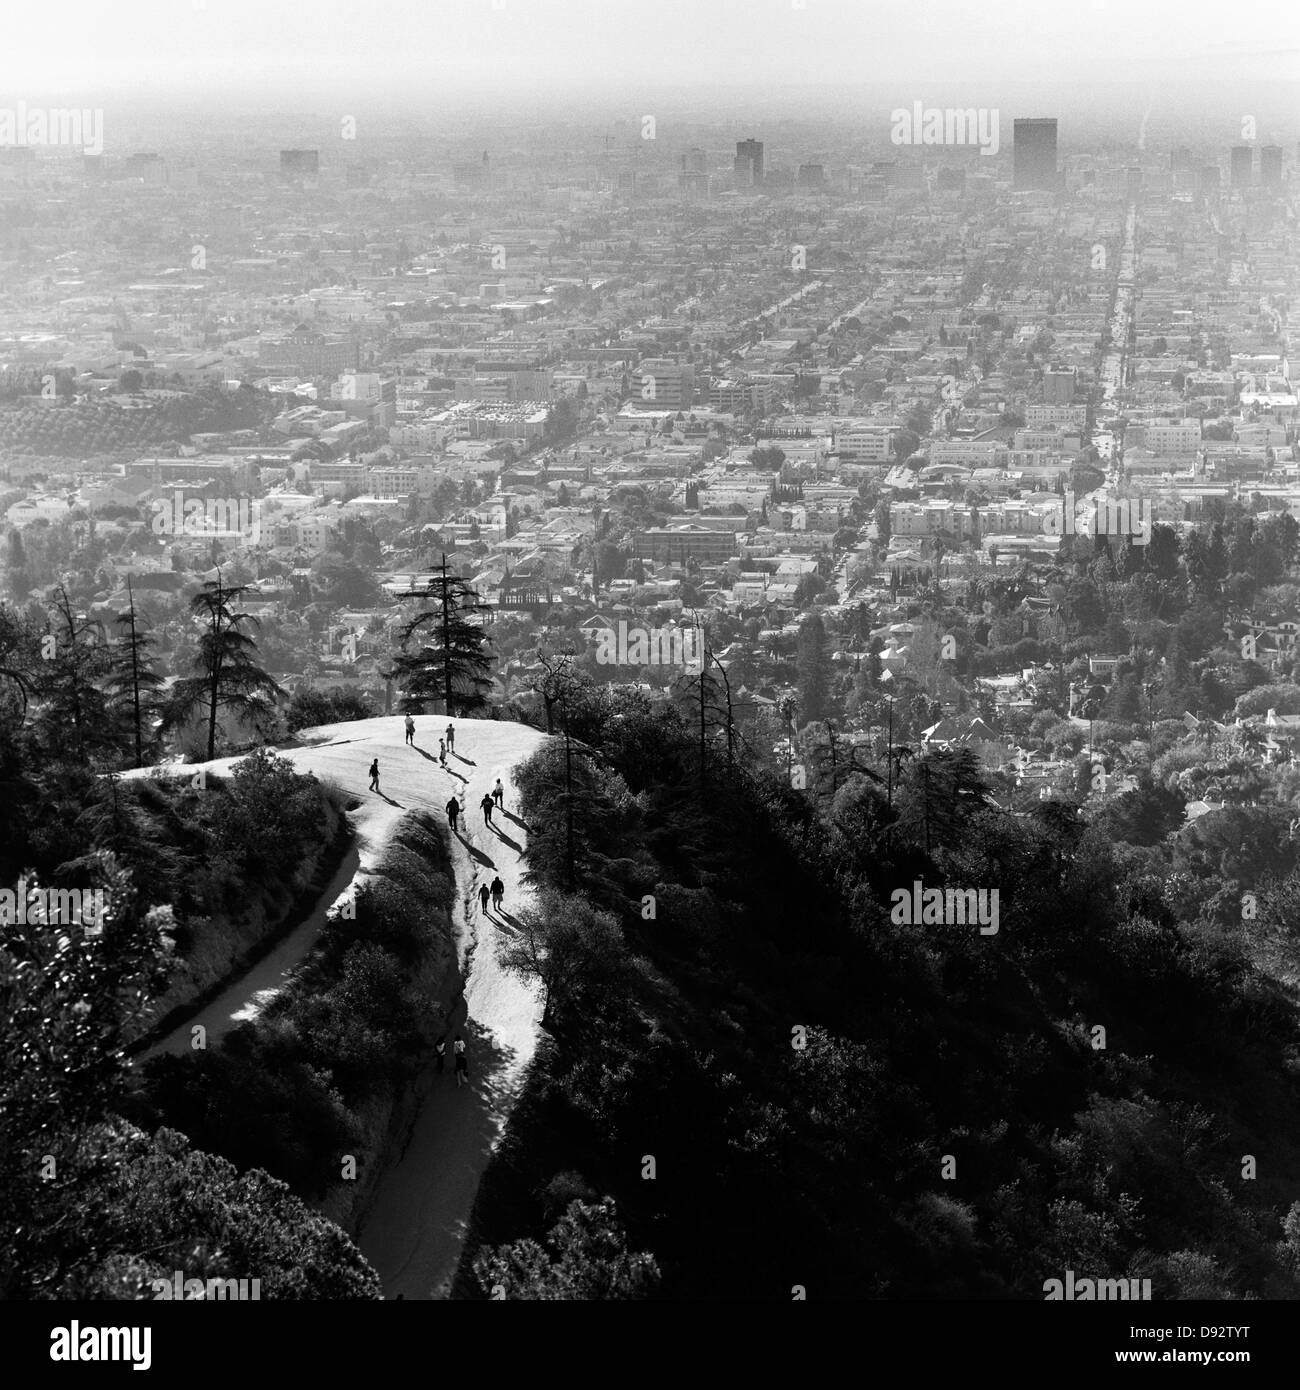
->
[[734, 138, 764, 188], [679, 150, 709, 201], [1260, 145, 1282, 186], [1012, 119, 1057, 191], [1230, 145, 1253, 188]]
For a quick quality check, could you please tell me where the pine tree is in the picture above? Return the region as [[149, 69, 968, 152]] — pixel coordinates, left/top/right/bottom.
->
[[672, 640, 728, 793], [895, 747, 989, 854], [103, 577, 165, 767], [0, 601, 38, 719], [4, 527, 31, 599], [163, 572, 283, 761], [391, 553, 494, 716], [35, 587, 114, 764], [795, 613, 832, 725]]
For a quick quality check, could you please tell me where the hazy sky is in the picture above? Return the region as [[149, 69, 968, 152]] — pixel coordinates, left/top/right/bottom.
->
[[2, 0, 1297, 103]]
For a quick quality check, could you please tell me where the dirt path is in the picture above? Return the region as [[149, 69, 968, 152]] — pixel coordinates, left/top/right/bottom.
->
[[126, 717, 546, 1297]]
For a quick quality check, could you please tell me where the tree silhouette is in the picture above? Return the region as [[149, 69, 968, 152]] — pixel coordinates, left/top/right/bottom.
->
[[104, 577, 165, 767], [391, 553, 494, 716], [36, 587, 113, 765], [163, 572, 283, 761]]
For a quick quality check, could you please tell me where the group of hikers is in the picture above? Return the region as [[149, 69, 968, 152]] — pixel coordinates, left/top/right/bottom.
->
[[368, 719, 509, 914], [444, 779, 505, 833], [368, 720, 506, 817], [403, 713, 455, 755], [372, 718, 459, 792], [434, 1033, 470, 1087], [478, 876, 506, 914], [362, 720, 520, 1104], [366, 719, 520, 1102]]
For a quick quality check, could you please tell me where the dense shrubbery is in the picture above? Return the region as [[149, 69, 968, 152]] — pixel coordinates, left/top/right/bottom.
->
[[462, 692, 1300, 1299], [1, 748, 341, 919], [286, 687, 379, 733], [40, 1121, 382, 1299], [0, 831, 382, 1298], [129, 812, 455, 1199]]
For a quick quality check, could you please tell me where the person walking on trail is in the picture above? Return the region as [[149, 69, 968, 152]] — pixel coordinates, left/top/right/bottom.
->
[[481, 792, 495, 825], [434, 1035, 446, 1075], [492, 778, 504, 809], [453, 1036, 468, 1088], [368, 759, 380, 793], [404, 714, 415, 746], [490, 875, 504, 910], [446, 796, 460, 833], [438, 738, 447, 767], [479, 883, 491, 914], [445, 722, 455, 753]]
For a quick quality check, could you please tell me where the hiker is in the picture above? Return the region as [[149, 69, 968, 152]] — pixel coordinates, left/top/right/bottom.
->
[[492, 778, 504, 809], [481, 792, 494, 825], [434, 1035, 446, 1075], [446, 796, 460, 833], [445, 722, 455, 753], [404, 714, 415, 745], [479, 883, 491, 914], [438, 738, 446, 766], [368, 759, 380, 793], [490, 875, 504, 910], [454, 1036, 468, 1087]]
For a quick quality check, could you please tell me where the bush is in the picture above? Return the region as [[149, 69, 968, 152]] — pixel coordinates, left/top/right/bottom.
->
[[134, 810, 454, 1199], [472, 1198, 659, 1300], [209, 749, 330, 878], [39, 1121, 382, 1299]]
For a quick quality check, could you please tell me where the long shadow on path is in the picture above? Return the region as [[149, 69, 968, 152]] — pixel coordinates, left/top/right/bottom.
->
[[487, 825, 522, 854], [455, 831, 496, 869], [356, 1014, 516, 1299]]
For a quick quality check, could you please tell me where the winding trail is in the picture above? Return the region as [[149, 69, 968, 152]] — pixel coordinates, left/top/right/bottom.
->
[[128, 716, 547, 1298]]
